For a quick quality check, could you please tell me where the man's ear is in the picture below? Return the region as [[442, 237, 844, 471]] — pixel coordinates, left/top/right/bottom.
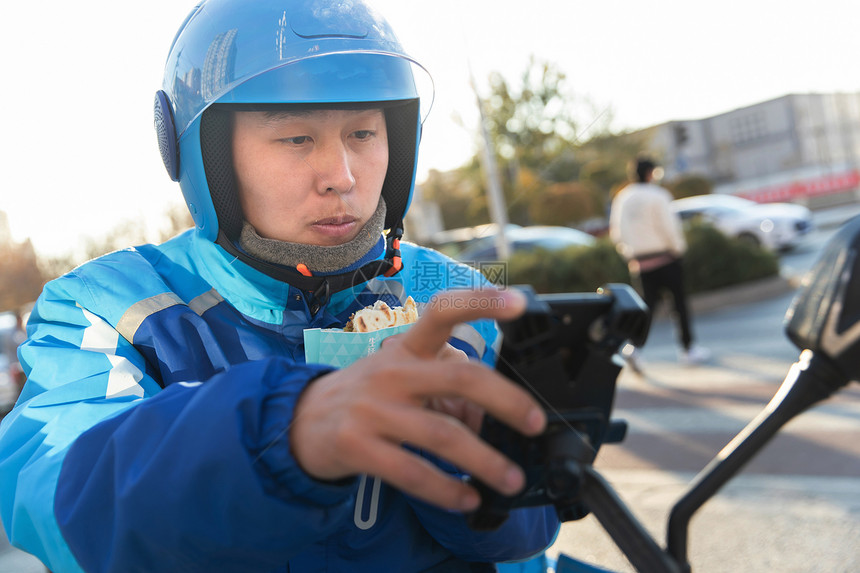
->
[[154, 90, 180, 182]]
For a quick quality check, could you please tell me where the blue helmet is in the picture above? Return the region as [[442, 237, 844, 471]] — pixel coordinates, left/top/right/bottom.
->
[[154, 0, 428, 289]]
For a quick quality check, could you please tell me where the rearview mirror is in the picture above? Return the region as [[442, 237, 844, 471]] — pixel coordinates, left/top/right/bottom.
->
[[785, 215, 860, 380]]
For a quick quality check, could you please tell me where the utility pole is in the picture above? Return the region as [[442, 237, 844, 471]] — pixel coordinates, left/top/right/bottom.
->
[[469, 67, 511, 261]]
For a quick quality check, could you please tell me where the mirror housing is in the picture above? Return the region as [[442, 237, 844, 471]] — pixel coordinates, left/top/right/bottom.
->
[[785, 215, 860, 380]]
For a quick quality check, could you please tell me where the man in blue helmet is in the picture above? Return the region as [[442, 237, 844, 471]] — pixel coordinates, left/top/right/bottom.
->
[[0, 1, 559, 572]]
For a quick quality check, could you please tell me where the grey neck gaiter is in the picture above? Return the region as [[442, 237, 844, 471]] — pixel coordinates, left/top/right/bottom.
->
[[238, 197, 387, 273]]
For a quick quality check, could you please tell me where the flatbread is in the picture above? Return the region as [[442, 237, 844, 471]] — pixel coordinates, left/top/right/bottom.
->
[[344, 296, 419, 332]]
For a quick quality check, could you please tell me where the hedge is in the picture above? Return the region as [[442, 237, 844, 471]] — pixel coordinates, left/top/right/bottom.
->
[[682, 221, 780, 293], [487, 221, 780, 295]]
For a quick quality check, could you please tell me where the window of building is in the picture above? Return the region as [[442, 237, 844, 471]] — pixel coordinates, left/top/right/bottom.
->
[[729, 113, 767, 145]]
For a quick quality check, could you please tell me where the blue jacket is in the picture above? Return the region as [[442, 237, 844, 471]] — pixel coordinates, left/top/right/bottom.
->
[[0, 229, 558, 573]]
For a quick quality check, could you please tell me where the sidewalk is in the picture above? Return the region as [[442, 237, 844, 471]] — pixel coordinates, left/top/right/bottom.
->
[[546, 353, 860, 572], [549, 467, 860, 572]]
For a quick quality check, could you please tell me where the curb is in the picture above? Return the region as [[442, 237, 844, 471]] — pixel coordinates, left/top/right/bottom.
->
[[651, 273, 799, 320], [689, 274, 799, 316]]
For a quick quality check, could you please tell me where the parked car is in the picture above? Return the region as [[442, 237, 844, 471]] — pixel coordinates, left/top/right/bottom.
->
[[456, 225, 595, 263], [426, 223, 523, 258], [670, 194, 813, 251]]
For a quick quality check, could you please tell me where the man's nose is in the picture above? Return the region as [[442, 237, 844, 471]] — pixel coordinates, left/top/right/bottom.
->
[[312, 141, 355, 195]]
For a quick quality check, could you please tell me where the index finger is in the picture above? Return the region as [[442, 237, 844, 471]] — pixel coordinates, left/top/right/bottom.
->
[[399, 288, 526, 359]]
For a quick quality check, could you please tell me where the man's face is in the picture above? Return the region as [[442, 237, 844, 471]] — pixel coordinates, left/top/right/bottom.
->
[[232, 108, 389, 246]]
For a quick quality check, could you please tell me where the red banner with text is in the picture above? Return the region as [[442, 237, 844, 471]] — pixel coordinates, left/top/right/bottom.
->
[[739, 170, 860, 203]]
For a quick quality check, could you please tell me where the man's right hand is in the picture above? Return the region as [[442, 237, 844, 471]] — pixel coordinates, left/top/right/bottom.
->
[[289, 288, 546, 512]]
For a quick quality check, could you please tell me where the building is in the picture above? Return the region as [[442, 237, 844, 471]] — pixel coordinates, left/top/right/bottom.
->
[[643, 92, 860, 206]]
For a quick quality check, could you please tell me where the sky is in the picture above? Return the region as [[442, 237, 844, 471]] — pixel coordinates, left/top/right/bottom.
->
[[3, 0, 860, 257]]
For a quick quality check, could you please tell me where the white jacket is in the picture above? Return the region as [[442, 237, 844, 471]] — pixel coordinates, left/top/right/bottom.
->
[[609, 182, 686, 261]]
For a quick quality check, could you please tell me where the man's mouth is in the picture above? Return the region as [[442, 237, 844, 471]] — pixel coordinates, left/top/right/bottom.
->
[[314, 215, 357, 226], [311, 215, 361, 241]]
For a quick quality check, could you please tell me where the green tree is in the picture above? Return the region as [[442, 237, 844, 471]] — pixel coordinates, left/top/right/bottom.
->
[[483, 57, 585, 173], [418, 58, 664, 232], [421, 164, 487, 229], [483, 57, 602, 225], [577, 129, 654, 204], [527, 181, 603, 226], [431, 57, 617, 229], [459, 57, 655, 228]]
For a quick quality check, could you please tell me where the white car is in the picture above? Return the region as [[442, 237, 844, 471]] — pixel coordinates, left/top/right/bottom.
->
[[670, 194, 813, 251]]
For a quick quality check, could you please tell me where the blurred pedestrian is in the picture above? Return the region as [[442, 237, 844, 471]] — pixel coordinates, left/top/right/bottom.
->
[[609, 156, 710, 369]]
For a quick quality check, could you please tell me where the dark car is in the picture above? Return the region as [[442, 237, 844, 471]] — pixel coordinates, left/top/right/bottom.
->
[[427, 223, 522, 259], [457, 225, 595, 263]]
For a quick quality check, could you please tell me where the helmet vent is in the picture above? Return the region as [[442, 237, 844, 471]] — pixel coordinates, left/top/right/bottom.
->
[[154, 90, 180, 182]]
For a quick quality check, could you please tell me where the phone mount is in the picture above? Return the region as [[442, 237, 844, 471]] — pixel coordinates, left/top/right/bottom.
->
[[467, 283, 650, 530]]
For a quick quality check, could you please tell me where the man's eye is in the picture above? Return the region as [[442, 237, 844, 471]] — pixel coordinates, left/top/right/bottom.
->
[[353, 130, 375, 140], [281, 136, 311, 145]]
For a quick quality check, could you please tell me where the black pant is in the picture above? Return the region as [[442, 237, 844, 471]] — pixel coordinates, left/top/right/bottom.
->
[[635, 259, 693, 350]]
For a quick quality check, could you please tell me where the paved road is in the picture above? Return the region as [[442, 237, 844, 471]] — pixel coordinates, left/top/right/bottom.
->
[[548, 227, 860, 572]]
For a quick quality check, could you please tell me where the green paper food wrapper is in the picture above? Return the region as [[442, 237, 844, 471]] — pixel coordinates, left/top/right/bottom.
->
[[303, 323, 414, 368]]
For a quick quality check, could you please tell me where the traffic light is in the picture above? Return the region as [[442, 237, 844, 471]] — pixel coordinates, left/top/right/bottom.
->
[[673, 123, 689, 147]]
